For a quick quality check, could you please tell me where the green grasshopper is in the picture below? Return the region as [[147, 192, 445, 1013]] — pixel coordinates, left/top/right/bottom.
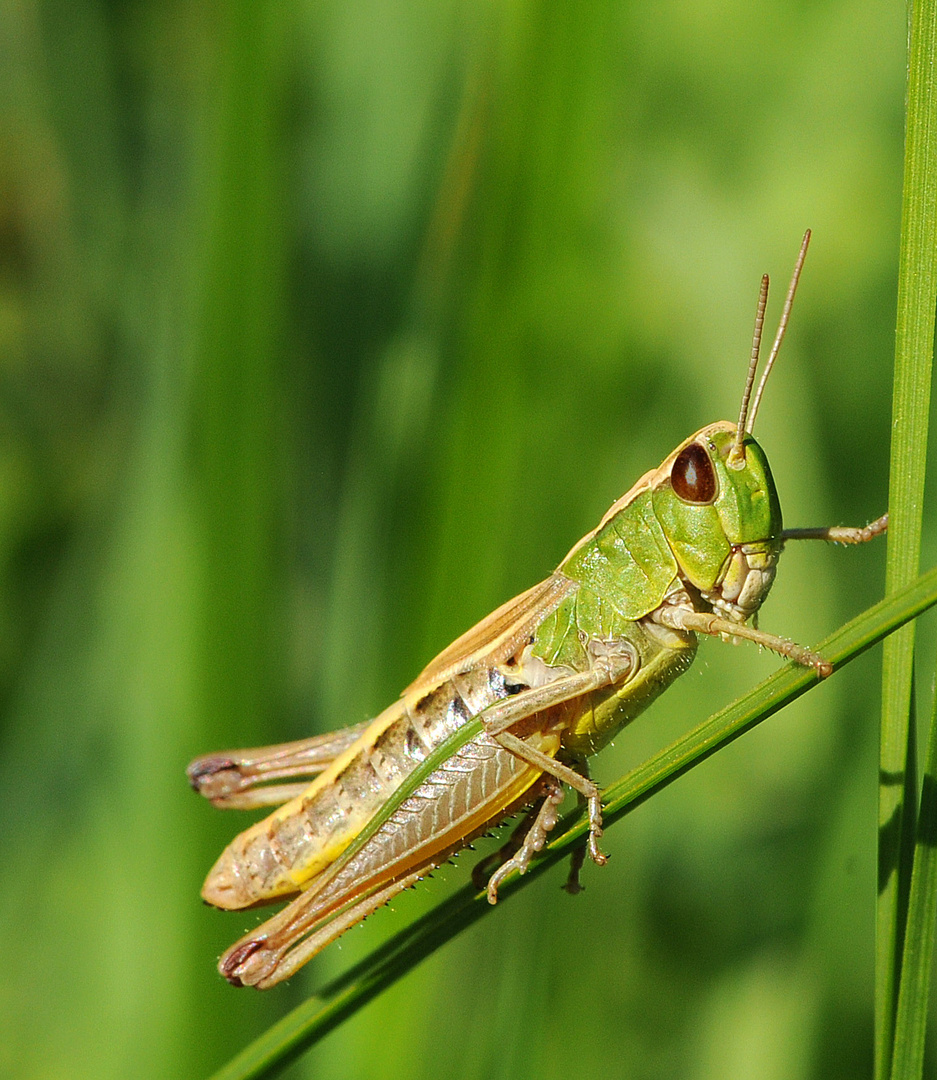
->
[[189, 231, 886, 988]]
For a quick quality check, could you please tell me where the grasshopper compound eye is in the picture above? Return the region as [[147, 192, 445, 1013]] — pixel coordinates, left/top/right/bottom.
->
[[671, 443, 717, 504]]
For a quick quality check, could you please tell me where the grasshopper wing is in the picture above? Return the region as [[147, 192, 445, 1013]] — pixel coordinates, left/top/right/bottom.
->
[[405, 575, 571, 692], [200, 574, 575, 912], [188, 722, 373, 808]]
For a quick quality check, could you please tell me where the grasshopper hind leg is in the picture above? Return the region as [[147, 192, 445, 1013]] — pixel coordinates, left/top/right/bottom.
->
[[222, 867, 429, 988]]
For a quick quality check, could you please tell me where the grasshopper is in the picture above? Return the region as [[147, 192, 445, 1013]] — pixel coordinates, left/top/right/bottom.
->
[[189, 231, 886, 988]]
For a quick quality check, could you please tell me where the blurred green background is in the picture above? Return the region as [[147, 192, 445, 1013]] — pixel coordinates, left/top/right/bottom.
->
[[0, 1, 920, 1077]]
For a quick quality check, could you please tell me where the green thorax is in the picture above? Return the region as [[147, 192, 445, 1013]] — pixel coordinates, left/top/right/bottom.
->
[[558, 422, 783, 618], [529, 586, 698, 757]]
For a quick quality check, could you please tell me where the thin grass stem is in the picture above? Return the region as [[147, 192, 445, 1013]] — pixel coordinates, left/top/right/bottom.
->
[[877, 1, 937, 1073]]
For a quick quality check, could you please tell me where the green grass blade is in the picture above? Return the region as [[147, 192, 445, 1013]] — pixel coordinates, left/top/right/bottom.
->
[[890, 674, 937, 1080], [877, 1, 937, 1074], [208, 565, 937, 1080]]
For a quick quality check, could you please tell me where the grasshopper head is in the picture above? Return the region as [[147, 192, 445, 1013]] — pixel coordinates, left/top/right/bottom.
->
[[652, 230, 810, 624], [652, 421, 783, 623]]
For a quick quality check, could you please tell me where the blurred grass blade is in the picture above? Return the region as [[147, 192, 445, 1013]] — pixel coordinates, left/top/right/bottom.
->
[[890, 673, 937, 1080], [877, 1, 937, 1074], [208, 565, 937, 1080]]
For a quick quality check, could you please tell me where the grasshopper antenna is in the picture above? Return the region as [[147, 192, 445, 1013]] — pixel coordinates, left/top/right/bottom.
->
[[747, 229, 811, 433], [727, 272, 769, 468]]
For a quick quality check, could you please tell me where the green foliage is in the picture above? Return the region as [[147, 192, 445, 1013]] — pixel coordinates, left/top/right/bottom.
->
[[0, 2, 920, 1079], [880, 3, 937, 1076]]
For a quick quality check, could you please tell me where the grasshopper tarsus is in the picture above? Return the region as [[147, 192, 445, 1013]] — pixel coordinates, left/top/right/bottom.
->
[[784, 642, 833, 679], [485, 780, 565, 904], [586, 805, 607, 866], [471, 814, 529, 893], [588, 843, 609, 867]]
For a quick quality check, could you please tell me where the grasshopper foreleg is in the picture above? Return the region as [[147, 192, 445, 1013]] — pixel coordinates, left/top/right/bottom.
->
[[782, 512, 888, 545], [654, 512, 887, 676], [477, 662, 631, 877], [654, 605, 832, 677]]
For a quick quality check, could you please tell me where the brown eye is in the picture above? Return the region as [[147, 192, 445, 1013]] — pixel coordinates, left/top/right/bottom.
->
[[671, 443, 717, 503]]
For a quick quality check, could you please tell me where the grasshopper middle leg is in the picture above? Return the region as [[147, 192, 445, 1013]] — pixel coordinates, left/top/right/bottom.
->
[[493, 730, 607, 868], [481, 776, 566, 903], [474, 655, 636, 879]]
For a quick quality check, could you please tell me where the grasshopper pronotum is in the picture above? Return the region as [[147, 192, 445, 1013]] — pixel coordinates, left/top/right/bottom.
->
[[189, 231, 886, 988]]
